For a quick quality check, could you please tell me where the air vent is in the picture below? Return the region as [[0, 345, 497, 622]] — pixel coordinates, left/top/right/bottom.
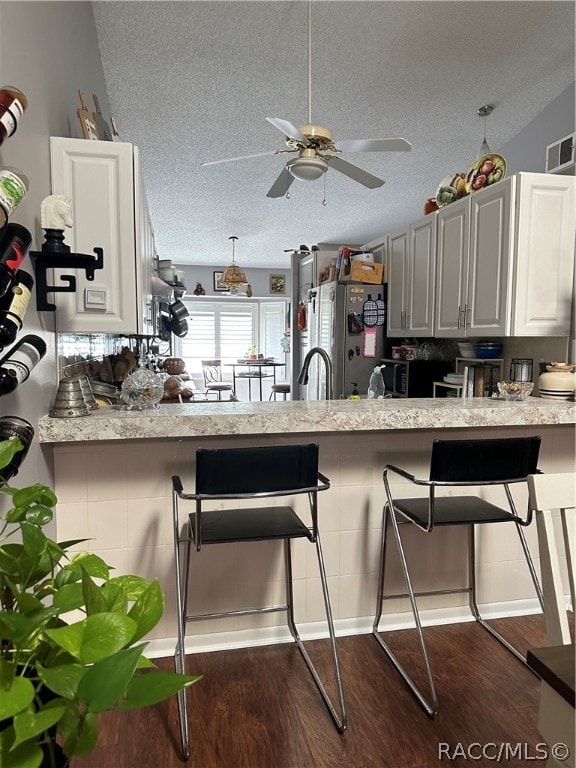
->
[[545, 132, 575, 175]]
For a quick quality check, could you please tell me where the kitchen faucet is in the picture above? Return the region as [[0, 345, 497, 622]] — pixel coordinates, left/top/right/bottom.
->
[[297, 347, 334, 400]]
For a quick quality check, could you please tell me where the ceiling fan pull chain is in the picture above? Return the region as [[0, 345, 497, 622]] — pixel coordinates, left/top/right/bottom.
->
[[322, 172, 327, 206], [285, 166, 291, 199]]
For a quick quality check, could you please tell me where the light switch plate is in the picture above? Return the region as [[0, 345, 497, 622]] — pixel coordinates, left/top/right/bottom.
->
[[84, 287, 107, 309]]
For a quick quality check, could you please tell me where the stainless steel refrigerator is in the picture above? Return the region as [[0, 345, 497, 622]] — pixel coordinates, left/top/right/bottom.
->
[[295, 281, 386, 399]]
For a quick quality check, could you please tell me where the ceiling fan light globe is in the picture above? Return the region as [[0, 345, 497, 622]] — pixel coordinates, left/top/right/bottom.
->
[[287, 156, 328, 182]]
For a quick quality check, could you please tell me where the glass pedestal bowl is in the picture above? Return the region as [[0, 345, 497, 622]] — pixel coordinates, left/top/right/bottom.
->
[[121, 368, 164, 410], [497, 381, 534, 401]]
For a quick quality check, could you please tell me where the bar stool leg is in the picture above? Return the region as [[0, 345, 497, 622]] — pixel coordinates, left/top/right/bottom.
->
[[283, 538, 347, 732], [172, 490, 192, 759]]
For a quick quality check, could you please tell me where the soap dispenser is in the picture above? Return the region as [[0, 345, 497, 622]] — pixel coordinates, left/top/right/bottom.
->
[[348, 382, 361, 400]]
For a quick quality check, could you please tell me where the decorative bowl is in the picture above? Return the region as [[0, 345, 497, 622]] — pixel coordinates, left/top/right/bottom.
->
[[474, 343, 503, 359], [497, 381, 534, 401], [465, 153, 507, 194], [121, 368, 164, 410], [457, 342, 476, 359]]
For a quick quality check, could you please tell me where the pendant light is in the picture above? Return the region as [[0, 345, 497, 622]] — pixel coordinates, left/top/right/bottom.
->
[[222, 236, 247, 294], [477, 104, 494, 157]]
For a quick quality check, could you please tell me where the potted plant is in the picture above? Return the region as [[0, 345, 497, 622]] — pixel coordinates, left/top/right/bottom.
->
[[0, 437, 199, 768]]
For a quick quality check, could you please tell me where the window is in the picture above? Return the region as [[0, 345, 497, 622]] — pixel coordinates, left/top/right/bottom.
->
[[177, 301, 256, 381], [175, 299, 289, 386], [260, 302, 287, 361]]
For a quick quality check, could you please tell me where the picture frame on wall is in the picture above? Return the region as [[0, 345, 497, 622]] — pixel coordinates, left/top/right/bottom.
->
[[213, 271, 228, 292], [270, 274, 286, 295]]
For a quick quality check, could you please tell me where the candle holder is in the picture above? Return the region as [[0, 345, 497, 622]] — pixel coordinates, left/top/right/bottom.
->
[[29, 228, 104, 311]]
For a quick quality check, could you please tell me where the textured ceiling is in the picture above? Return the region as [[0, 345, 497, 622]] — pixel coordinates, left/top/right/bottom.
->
[[92, 0, 575, 268]]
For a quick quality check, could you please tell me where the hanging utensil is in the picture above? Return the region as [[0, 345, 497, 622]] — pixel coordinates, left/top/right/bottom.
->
[[374, 293, 386, 326]]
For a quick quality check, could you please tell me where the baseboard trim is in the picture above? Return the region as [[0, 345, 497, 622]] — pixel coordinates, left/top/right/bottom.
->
[[145, 597, 546, 659]]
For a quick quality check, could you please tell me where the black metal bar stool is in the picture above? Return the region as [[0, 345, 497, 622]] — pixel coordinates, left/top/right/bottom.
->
[[373, 435, 545, 717], [171, 443, 347, 759], [269, 383, 291, 400]]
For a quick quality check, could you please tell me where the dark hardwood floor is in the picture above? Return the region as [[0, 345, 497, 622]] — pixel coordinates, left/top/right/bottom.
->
[[74, 615, 563, 768]]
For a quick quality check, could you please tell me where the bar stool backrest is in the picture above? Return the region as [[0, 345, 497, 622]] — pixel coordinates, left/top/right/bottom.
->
[[196, 443, 319, 495], [429, 436, 541, 483]]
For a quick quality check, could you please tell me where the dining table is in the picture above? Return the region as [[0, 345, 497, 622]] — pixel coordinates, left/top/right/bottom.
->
[[226, 359, 286, 401]]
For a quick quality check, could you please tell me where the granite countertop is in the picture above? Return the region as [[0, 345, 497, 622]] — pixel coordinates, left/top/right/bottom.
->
[[37, 397, 576, 443]]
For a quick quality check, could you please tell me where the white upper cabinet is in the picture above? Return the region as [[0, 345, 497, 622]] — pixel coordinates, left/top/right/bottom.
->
[[435, 173, 575, 337], [468, 177, 512, 335], [386, 229, 408, 336], [50, 137, 154, 334], [407, 215, 436, 336], [510, 173, 575, 336], [385, 215, 436, 337], [435, 195, 469, 336]]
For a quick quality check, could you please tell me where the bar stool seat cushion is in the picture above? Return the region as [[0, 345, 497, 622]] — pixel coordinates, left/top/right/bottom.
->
[[396, 496, 517, 527], [189, 506, 313, 544]]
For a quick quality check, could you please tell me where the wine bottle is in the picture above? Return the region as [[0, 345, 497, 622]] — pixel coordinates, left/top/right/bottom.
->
[[0, 415, 34, 481], [0, 86, 28, 146], [0, 222, 32, 298], [0, 270, 34, 349], [0, 334, 46, 396], [0, 167, 29, 229]]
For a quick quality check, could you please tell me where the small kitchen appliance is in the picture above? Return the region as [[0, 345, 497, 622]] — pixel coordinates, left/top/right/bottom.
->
[[380, 358, 452, 398]]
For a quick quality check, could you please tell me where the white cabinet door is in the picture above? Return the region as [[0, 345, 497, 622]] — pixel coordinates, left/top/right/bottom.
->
[[50, 137, 151, 335], [407, 214, 436, 336], [468, 177, 513, 336], [435, 198, 469, 337], [511, 173, 575, 336], [387, 229, 408, 335], [133, 146, 154, 335]]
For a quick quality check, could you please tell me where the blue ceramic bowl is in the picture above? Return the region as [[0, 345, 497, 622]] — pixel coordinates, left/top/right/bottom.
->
[[474, 343, 503, 359]]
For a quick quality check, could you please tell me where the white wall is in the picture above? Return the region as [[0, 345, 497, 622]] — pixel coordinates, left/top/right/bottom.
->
[[177, 265, 291, 298], [0, 0, 110, 488], [499, 83, 575, 174]]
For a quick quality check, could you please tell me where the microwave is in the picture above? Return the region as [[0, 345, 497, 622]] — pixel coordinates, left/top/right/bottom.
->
[[380, 358, 453, 398]]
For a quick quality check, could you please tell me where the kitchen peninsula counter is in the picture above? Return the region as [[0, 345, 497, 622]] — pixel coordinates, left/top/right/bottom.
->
[[40, 396, 575, 655], [37, 397, 576, 443]]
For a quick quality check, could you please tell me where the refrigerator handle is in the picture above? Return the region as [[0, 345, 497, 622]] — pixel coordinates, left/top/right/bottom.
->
[[308, 288, 317, 314]]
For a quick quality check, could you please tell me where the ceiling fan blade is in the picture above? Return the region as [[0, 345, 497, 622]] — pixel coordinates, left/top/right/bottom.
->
[[266, 167, 295, 198], [265, 117, 310, 145], [334, 138, 412, 153], [327, 156, 385, 189], [201, 151, 278, 167]]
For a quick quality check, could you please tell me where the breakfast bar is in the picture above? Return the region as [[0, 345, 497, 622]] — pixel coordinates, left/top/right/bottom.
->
[[38, 398, 575, 655]]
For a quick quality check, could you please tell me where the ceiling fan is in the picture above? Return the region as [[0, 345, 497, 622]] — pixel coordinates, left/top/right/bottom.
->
[[201, 2, 411, 198]]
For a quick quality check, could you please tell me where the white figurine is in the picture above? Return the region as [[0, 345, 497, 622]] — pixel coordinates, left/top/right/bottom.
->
[[40, 194, 74, 230], [367, 365, 386, 399]]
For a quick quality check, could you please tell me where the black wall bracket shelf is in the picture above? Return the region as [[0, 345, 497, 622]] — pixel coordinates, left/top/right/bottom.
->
[[29, 229, 104, 311]]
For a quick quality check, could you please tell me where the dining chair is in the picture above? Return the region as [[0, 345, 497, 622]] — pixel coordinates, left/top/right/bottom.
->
[[373, 435, 544, 717], [171, 443, 347, 759], [528, 472, 575, 645], [201, 359, 234, 400]]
